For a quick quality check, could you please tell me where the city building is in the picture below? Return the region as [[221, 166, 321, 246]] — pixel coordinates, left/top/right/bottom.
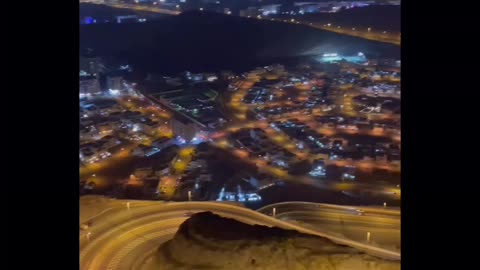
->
[[132, 145, 164, 157], [107, 76, 124, 90], [309, 159, 326, 177], [80, 56, 104, 76], [171, 116, 200, 142], [260, 5, 281, 15], [133, 118, 160, 135], [318, 52, 368, 65], [116, 15, 138, 23], [152, 137, 176, 150], [239, 7, 261, 17], [80, 76, 101, 95]]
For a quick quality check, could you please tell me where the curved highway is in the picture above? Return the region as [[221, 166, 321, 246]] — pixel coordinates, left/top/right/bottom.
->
[[80, 200, 400, 270], [257, 202, 400, 251]]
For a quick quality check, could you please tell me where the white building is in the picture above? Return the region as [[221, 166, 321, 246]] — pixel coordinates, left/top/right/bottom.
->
[[80, 77, 101, 94]]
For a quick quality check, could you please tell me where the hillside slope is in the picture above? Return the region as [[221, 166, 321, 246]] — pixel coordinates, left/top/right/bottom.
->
[[148, 212, 400, 270]]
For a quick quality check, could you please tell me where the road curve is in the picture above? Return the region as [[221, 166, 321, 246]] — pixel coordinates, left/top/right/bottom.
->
[[80, 201, 400, 270], [257, 201, 401, 216]]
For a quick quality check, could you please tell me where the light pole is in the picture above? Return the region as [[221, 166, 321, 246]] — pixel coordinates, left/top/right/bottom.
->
[[383, 202, 387, 208], [366, 232, 371, 243], [272, 207, 276, 217], [188, 190, 192, 201]]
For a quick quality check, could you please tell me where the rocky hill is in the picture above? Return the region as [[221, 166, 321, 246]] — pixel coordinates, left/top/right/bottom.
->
[[150, 212, 400, 270]]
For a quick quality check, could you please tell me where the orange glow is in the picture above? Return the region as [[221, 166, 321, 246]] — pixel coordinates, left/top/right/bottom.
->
[[127, 174, 143, 187], [357, 161, 374, 171], [227, 127, 240, 133], [233, 149, 249, 159], [257, 121, 268, 128], [296, 96, 309, 101], [179, 147, 194, 158], [335, 182, 354, 191], [210, 132, 226, 139], [271, 135, 285, 143], [317, 128, 336, 136], [215, 139, 230, 148], [235, 114, 246, 120], [253, 158, 267, 167], [173, 161, 187, 172], [269, 167, 288, 178]]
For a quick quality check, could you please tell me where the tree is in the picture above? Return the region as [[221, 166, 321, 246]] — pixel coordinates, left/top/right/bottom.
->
[[288, 159, 312, 175], [197, 142, 210, 152]]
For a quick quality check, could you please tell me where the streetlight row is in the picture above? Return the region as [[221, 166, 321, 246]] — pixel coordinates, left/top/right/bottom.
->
[[196, 9, 399, 37], [242, 15, 396, 35]]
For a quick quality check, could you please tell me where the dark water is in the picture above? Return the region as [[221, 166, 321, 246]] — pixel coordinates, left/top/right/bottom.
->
[[80, 12, 400, 76]]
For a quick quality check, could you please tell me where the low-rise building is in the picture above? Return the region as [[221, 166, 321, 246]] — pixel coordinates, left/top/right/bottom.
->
[[152, 137, 175, 150], [80, 76, 101, 95], [134, 167, 153, 179], [171, 116, 200, 142]]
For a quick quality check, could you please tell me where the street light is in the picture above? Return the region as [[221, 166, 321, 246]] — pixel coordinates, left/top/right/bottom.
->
[[188, 190, 192, 201], [272, 207, 276, 217], [367, 27, 371, 32]]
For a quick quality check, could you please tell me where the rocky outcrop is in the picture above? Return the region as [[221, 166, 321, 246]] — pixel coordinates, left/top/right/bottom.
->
[[152, 212, 400, 270]]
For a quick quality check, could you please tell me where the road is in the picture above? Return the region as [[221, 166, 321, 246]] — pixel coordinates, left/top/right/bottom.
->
[[257, 202, 400, 251], [268, 17, 400, 45], [80, 200, 400, 270], [311, 24, 400, 46], [82, 1, 181, 16]]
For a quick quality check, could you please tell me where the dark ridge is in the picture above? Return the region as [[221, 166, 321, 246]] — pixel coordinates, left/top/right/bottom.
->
[[176, 211, 346, 245]]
